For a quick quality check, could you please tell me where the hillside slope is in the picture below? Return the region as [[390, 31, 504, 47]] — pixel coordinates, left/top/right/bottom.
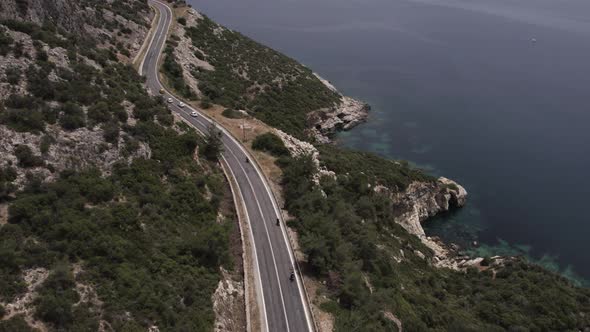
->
[[165, 3, 590, 332], [0, 1, 243, 331], [165, 8, 369, 141]]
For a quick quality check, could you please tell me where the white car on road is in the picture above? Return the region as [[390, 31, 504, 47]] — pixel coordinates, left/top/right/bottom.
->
[[190, 111, 198, 117], [178, 102, 185, 108], [167, 97, 173, 103]]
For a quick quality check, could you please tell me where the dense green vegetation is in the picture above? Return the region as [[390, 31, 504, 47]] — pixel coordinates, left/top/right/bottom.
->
[[0, 167, 17, 200], [1, 151, 231, 331], [221, 108, 245, 119], [0, 15, 234, 332], [252, 132, 289, 157], [0, 110, 233, 331], [278, 153, 590, 331], [202, 123, 223, 161], [0, 26, 13, 55], [318, 144, 435, 190], [183, 16, 341, 138], [14, 145, 44, 168]]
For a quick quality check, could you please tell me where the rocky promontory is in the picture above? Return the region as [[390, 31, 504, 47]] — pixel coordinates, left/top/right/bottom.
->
[[376, 178, 468, 263], [274, 127, 468, 263], [308, 74, 370, 143], [384, 177, 467, 238]]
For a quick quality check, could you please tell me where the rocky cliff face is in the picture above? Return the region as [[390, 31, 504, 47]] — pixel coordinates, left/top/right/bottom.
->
[[384, 177, 467, 238], [171, 8, 214, 97], [309, 74, 370, 143], [0, 0, 83, 31], [374, 177, 467, 263], [0, 125, 151, 190], [0, 0, 151, 62], [275, 128, 468, 260], [308, 96, 370, 143]]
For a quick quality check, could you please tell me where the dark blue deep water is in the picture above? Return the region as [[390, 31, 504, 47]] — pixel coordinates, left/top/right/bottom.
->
[[188, 0, 590, 284]]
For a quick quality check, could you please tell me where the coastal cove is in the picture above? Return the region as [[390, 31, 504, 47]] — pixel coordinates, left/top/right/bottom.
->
[[188, 0, 590, 285]]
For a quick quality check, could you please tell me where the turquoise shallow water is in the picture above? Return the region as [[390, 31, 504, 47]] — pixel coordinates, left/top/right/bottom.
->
[[189, 0, 590, 285]]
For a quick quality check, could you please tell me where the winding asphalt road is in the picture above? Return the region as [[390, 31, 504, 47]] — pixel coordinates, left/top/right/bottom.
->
[[140, 1, 313, 331]]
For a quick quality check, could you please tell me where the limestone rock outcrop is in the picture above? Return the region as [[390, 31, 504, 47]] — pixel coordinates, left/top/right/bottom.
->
[[308, 74, 370, 143], [308, 96, 370, 143], [0, 125, 151, 190], [373, 177, 467, 262], [385, 178, 467, 238]]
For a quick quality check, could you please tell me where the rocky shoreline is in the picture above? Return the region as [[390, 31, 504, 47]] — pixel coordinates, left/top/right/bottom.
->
[[274, 75, 479, 269], [308, 74, 370, 143]]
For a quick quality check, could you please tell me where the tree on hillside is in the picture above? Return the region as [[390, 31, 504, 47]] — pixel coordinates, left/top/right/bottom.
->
[[203, 123, 223, 160]]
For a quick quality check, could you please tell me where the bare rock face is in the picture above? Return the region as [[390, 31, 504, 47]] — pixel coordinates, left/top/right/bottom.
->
[[308, 96, 370, 143], [308, 73, 370, 143], [384, 178, 467, 238], [211, 268, 246, 332], [0, 0, 84, 32], [0, 0, 151, 63], [0, 125, 151, 190], [172, 8, 214, 97], [273, 129, 335, 183], [373, 177, 467, 262]]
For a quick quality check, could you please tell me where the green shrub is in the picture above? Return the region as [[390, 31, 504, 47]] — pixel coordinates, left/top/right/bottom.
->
[[122, 137, 139, 157], [157, 112, 174, 126], [0, 167, 17, 201], [252, 132, 289, 157], [26, 64, 55, 100], [0, 108, 45, 133], [39, 135, 54, 154], [221, 108, 244, 119], [59, 102, 85, 130], [177, 17, 187, 25], [12, 41, 24, 58], [202, 123, 222, 160], [102, 121, 120, 144], [87, 101, 112, 125], [0, 315, 35, 332], [14, 145, 43, 168], [0, 29, 13, 56], [34, 264, 79, 328], [4, 66, 21, 84], [200, 99, 212, 109]]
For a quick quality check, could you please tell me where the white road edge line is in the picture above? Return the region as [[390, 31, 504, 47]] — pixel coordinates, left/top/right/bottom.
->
[[170, 109, 270, 332], [221, 154, 267, 332], [213, 118, 315, 332], [146, 1, 311, 331], [137, 5, 158, 75], [223, 145, 291, 332]]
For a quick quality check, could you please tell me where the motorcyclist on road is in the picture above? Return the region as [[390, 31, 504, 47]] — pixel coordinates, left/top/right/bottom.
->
[[276, 218, 280, 226], [289, 271, 295, 282], [245, 157, 249, 163]]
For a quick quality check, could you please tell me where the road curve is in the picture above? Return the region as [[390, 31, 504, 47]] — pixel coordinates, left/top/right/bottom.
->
[[141, 2, 313, 331]]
